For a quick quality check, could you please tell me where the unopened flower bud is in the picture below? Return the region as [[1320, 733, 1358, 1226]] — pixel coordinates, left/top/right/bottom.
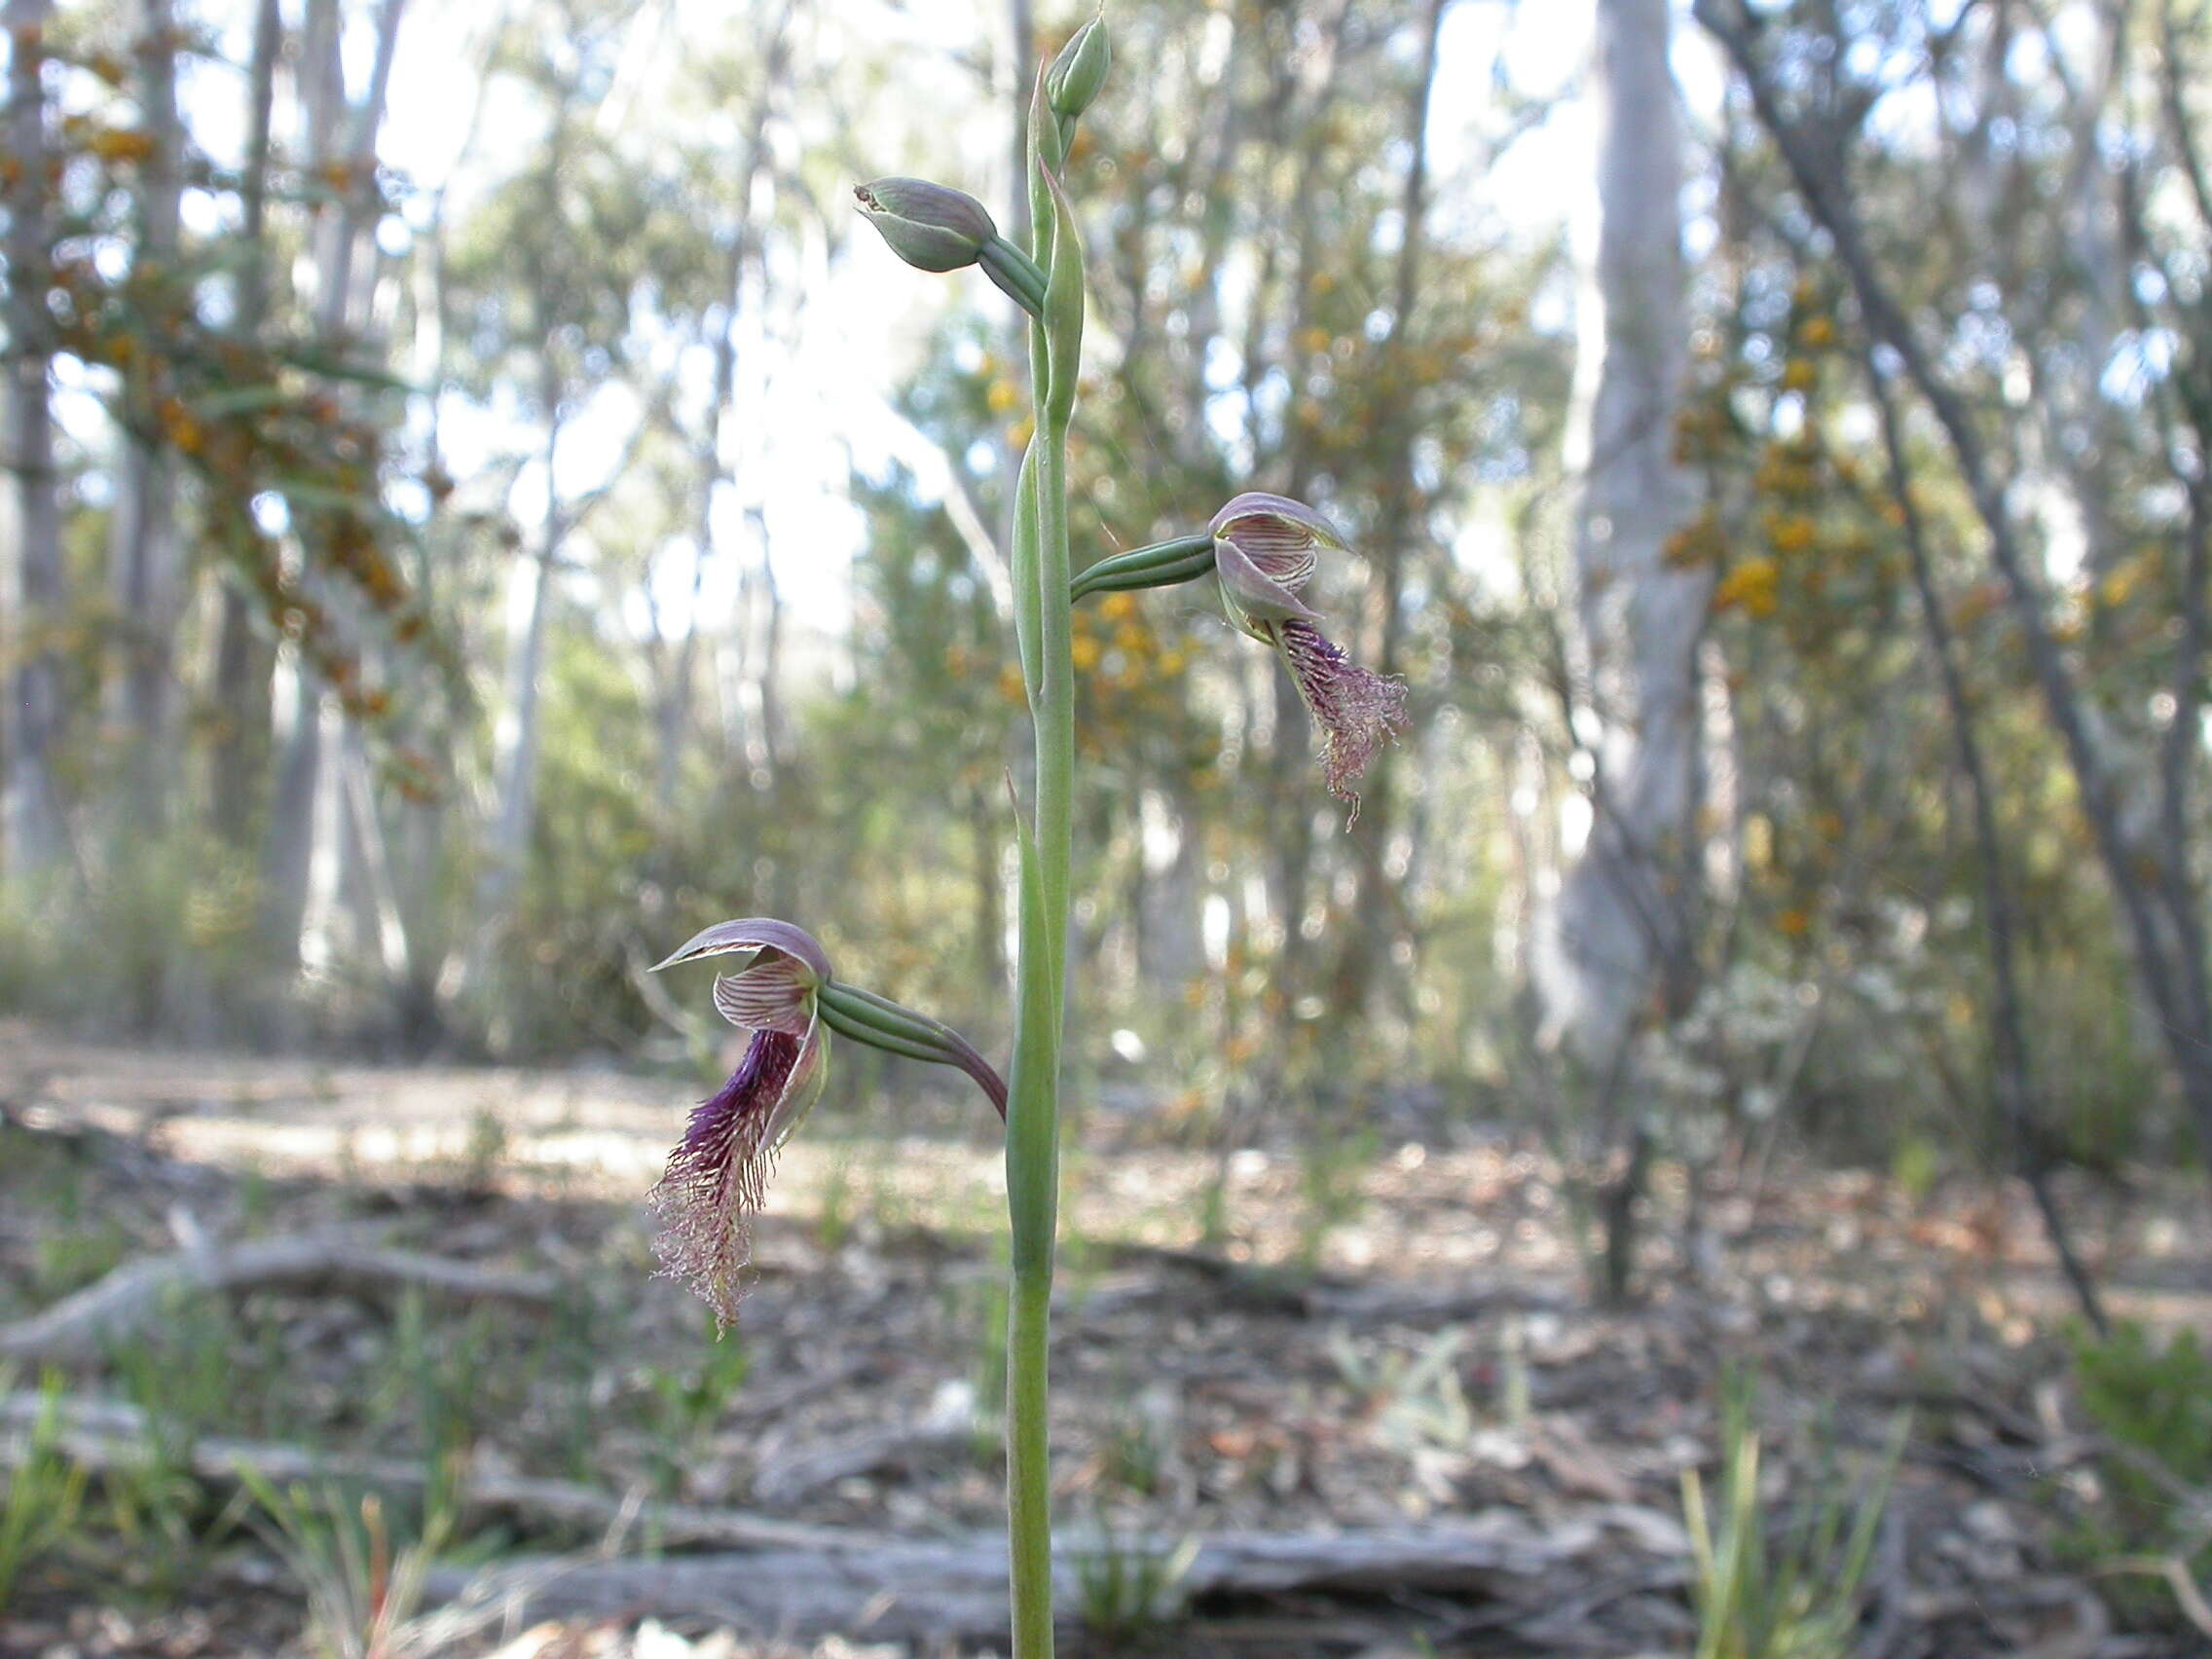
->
[[1046, 18, 1109, 122], [854, 177, 999, 274]]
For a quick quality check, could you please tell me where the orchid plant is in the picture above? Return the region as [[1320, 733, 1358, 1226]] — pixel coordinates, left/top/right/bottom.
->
[[645, 18, 1405, 1652]]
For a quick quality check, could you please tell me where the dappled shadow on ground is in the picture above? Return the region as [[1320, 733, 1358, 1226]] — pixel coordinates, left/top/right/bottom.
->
[[2, 1024, 2208, 1658]]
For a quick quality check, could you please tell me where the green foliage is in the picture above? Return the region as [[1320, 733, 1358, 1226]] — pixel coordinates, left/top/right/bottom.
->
[[0, 1373, 92, 1613], [2071, 1323, 2212, 1497], [1680, 1369, 1908, 1659], [111, 1290, 298, 1448], [1327, 1327, 1477, 1461], [371, 1292, 498, 1521], [93, 1458, 222, 1605], [31, 1224, 128, 1303], [636, 1323, 752, 1496], [1070, 1526, 1197, 1641], [238, 1474, 455, 1659], [940, 1252, 1013, 1460], [2065, 1319, 2212, 1625], [1294, 1126, 1377, 1270]]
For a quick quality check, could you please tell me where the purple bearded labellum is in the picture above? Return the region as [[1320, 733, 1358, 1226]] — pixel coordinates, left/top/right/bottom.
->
[[648, 917, 1006, 1329], [647, 918, 832, 1329], [1210, 493, 1409, 818]]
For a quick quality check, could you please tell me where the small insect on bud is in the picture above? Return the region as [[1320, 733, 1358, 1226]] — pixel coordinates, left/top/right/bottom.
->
[[1046, 18, 1110, 122], [853, 177, 999, 274]]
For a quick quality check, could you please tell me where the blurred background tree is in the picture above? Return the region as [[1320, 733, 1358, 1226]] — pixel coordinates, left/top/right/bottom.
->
[[2, 0, 2206, 1289]]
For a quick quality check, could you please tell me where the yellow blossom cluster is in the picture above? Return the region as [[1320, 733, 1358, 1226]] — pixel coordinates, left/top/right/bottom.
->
[[1714, 555, 1780, 617]]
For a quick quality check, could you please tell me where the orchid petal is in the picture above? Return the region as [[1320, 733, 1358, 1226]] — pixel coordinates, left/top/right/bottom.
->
[[1215, 533, 1320, 643], [713, 957, 817, 1035]]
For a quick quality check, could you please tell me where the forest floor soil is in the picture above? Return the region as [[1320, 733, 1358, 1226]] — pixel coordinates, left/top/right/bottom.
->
[[3, 1022, 2208, 1658]]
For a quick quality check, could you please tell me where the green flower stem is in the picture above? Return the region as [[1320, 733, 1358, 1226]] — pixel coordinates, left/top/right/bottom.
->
[[1069, 533, 1217, 601], [1001, 68, 1086, 1659]]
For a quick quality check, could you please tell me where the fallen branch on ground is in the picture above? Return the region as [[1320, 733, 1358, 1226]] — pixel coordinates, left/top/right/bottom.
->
[[1094, 1241, 1572, 1322], [0, 1388, 1684, 1641], [0, 1233, 561, 1364], [425, 1506, 1679, 1643], [0, 1390, 851, 1552]]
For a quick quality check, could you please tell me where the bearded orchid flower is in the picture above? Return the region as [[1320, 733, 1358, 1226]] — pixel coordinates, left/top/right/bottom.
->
[[1071, 494, 1409, 816], [1214, 493, 1410, 815], [648, 917, 1004, 1328]]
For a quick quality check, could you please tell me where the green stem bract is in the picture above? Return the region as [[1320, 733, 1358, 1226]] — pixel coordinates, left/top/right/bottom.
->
[[1002, 81, 1086, 1659], [1011, 445, 1043, 698], [1027, 67, 1059, 286], [1068, 534, 1217, 601]]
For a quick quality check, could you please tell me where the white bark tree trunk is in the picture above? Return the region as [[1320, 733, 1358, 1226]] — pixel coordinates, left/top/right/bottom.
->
[[476, 394, 566, 941], [659, 4, 792, 819], [260, 0, 408, 971], [206, 0, 284, 846], [106, 0, 185, 816], [1537, 0, 1709, 1066], [2, 0, 67, 878]]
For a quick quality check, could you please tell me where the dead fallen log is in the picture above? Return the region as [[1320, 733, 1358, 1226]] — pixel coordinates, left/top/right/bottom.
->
[[425, 1507, 1671, 1642], [0, 1391, 847, 1553], [752, 1381, 980, 1505], [2, 1390, 1685, 1641], [0, 1234, 560, 1364], [1086, 1242, 1573, 1325]]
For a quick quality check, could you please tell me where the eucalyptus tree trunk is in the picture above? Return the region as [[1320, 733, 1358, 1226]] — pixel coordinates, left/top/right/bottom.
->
[[261, 0, 408, 970], [207, 0, 283, 846], [1537, 0, 1709, 1067], [477, 374, 567, 943], [659, 3, 793, 819], [1329, 0, 1445, 1022], [2, 0, 67, 879], [106, 0, 185, 820]]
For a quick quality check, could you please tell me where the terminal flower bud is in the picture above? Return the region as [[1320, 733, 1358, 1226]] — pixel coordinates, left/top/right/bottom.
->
[[1211, 493, 1409, 817], [1046, 18, 1110, 122], [649, 917, 1004, 1326]]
